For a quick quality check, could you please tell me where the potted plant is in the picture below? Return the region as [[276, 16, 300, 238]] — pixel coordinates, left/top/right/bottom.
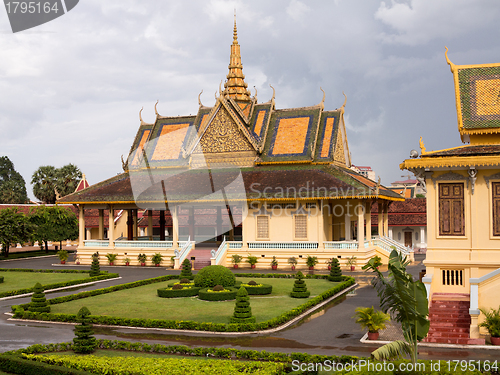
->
[[152, 253, 163, 267], [325, 258, 333, 271], [479, 306, 500, 345], [246, 255, 258, 269], [57, 249, 68, 264], [270, 256, 278, 270], [353, 306, 390, 340], [231, 254, 243, 269], [306, 255, 318, 270], [105, 253, 118, 266], [124, 257, 131, 266], [137, 253, 147, 266], [346, 256, 357, 271], [170, 256, 175, 269], [74, 255, 80, 265], [288, 257, 298, 271]]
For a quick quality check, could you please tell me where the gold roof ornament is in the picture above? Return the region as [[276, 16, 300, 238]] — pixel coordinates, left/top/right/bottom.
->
[[198, 90, 203, 107], [224, 14, 251, 101], [419, 136, 427, 154], [319, 87, 325, 109], [269, 84, 276, 106], [254, 86, 257, 102], [154, 100, 159, 116], [121, 155, 129, 172], [139, 107, 145, 125], [340, 92, 347, 114], [445, 46, 456, 73]]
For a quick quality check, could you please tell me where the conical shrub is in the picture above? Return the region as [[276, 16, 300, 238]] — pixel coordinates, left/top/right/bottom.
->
[[73, 306, 97, 354], [230, 286, 256, 324], [29, 282, 50, 313], [179, 259, 193, 280], [328, 258, 343, 282], [290, 271, 310, 298], [89, 252, 100, 277]]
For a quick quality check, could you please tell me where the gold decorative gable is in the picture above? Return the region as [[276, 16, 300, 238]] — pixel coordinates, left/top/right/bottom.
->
[[195, 106, 254, 154], [334, 128, 346, 164]]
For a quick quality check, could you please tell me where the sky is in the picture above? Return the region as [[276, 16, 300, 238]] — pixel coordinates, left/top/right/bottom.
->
[[1, 0, 500, 200]]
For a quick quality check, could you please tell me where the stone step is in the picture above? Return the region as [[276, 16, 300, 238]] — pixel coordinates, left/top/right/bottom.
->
[[424, 337, 482, 345], [430, 301, 470, 309], [428, 326, 470, 333]]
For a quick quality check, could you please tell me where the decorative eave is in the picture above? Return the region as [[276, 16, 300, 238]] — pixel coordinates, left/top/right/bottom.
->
[[400, 154, 500, 170]]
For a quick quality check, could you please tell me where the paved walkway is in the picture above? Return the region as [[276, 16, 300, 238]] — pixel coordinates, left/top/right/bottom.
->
[[0, 255, 497, 360]]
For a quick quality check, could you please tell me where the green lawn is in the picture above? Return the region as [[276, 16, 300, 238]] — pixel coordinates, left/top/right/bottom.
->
[[51, 277, 338, 324], [0, 272, 90, 294]]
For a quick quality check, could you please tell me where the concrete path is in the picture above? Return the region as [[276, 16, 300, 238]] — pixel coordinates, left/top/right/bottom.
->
[[0, 255, 497, 360]]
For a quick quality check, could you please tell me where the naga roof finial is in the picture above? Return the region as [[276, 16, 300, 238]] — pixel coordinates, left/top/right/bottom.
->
[[445, 46, 455, 73], [139, 107, 145, 124], [340, 92, 347, 113], [254, 86, 257, 102], [154, 100, 159, 116], [198, 90, 203, 107], [269, 84, 276, 105], [319, 87, 325, 109]]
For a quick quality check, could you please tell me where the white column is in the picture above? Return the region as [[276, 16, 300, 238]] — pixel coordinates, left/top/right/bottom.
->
[[365, 201, 372, 244], [98, 209, 104, 239], [357, 201, 364, 250], [172, 206, 179, 248], [389, 228, 393, 239], [108, 205, 115, 248], [344, 204, 352, 241], [420, 227, 425, 248], [78, 205, 85, 248], [241, 203, 249, 249]]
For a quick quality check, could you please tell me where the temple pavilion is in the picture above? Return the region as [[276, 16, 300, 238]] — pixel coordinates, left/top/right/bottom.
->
[[58, 20, 405, 270], [401, 49, 500, 344]]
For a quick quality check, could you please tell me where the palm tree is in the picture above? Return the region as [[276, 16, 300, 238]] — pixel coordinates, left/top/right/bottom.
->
[[362, 249, 429, 364]]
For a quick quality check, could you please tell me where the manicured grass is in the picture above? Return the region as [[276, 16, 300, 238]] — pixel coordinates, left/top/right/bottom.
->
[[0, 250, 71, 260], [0, 272, 90, 294], [51, 277, 338, 324]]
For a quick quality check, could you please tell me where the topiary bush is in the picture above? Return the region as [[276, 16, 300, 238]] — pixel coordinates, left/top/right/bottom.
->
[[157, 286, 201, 298], [240, 283, 273, 295], [172, 284, 183, 290], [230, 286, 256, 324], [212, 285, 224, 291], [0, 276, 3, 283], [194, 265, 235, 288], [328, 258, 343, 282], [29, 282, 50, 313], [180, 278, 190, 284], [179, 259, 193, 280], [290, 271, 310, 298], [73, 306, 97, 354], [248, 280, 257, 286], [89, 252, 100, 277], [198, 287, 237, 301]]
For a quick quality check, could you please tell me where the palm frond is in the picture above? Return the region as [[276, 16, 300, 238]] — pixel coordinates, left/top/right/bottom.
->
[[371, 340, 413, 361]]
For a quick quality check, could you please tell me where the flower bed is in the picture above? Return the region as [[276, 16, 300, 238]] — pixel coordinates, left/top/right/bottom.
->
[[239, 283, 272, 295], [198, 287, 238, 301], [157, 286, 201, 298]]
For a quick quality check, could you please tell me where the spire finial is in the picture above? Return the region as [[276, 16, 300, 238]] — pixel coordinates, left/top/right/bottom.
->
[[233, 9, 237, 43], [225, 13, 251, 101]]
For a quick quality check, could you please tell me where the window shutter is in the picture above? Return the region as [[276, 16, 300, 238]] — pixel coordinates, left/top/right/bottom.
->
[[493, 182, 500, 236], [439, 183, 464, 236], [256, 216, 269, 239], [295, 215, 307, 239]]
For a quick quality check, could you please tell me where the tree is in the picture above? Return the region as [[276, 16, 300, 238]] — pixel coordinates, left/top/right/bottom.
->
[[31, 166, 57, 204], [29, 205, 78, 253], [73, 306, 97, 354], [55, 164, 82, 197], [230, 286, 255, 323], [290, 271, 310, 298], [29, 282, 50, 313], [328, 258, 343, 282], [0, 208, 33, 257], [89, 252, 101, 277], [180, 259, 193, 279], [363, 249, 429, 364], [0, 156, 28, 204]]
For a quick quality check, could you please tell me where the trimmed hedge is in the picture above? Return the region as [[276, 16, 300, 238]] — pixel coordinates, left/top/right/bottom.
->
[[198, 287, 237, 301], [157, 287, 201, 298], [0, 354, 92, 375], [240, 283, 272, 295], [0, 276, 3, 283], [235, 273, 349, 280], [0, 268, 90, 274], [12, 276, 355, 332], [7, 340, 360, 365], [0, 272, 118, 299], [194, 265, 236, 288]]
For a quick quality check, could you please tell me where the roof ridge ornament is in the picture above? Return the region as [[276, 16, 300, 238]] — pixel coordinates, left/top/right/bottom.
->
[[198, 90, 203, 107], [340, 92, 347, 114], [139, 107, 145, 124], [254, 86, 257, 102], [319, 87, 325, 109], [445, 46, 456, 73], [154, 100, 159, 116], [269, 84, 275, 106], [419, 136, 427, 155]]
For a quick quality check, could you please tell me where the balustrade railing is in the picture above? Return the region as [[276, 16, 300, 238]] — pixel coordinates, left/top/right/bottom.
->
[[248, 242, 318, 249], [83, 240, 109, 247], [175, 236, 193, 265], [114, 240, 174, 248]]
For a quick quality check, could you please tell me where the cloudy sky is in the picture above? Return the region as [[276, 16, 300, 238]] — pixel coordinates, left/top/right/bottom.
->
[[1, 0, 499, 200]]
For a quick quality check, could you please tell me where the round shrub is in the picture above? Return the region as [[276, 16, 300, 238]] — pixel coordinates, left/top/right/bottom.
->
[[172, 284, 183, 290], [213, 284, 224, 291], [241, 283, 273, 295], [248, 280, 257, 286], [194, 265, 236, 288], [198, 287, 237, 301], [180, 278, 190, 284]]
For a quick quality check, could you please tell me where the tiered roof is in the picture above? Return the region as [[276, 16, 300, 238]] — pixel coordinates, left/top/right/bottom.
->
[[59, 21, 402, 206]]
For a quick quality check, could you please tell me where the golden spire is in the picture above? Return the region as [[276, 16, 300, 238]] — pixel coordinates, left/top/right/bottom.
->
[[223, 13, 251, 101]]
